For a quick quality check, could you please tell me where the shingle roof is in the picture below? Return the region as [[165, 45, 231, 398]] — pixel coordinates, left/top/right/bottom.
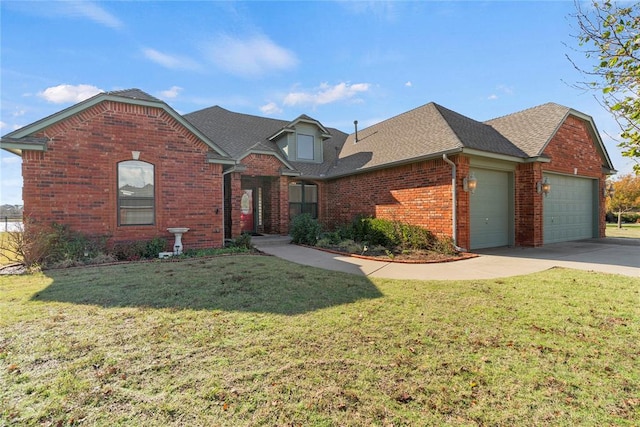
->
[[184, 106, 288, 158], [485, 102, 571, 157], [330, 103, 526, 176], [106, 88, 164, 103], [184, 106, 349, 176]]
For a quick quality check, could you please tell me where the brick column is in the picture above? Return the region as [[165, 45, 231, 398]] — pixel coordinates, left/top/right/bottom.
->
[[515, 163, 544, 246], [278, 176, 290, 235], [230, 172, 243, 238], [455, 156, 471, 250]]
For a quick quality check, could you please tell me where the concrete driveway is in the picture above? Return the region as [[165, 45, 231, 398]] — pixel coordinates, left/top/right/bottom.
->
[[253, 237, 639, 280]]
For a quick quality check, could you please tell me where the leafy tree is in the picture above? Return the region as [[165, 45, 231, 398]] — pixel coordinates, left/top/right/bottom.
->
[[607, 174, 640, 228], [571, 1, 640, 173]]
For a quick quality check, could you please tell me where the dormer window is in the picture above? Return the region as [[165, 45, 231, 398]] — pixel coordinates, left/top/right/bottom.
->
[[297, 134, 314, 160]]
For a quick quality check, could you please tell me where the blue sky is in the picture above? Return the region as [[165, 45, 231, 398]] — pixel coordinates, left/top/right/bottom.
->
[[0, 1, 634, 205]]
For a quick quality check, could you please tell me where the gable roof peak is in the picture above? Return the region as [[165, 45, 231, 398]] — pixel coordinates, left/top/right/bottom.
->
[[105, 88, 163, 103]]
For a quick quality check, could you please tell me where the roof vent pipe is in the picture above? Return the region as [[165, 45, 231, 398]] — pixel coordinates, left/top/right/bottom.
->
[[354, 120, 359, 143]]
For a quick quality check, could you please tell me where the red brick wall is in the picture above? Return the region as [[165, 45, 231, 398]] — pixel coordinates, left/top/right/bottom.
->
[[325, 157, 462, 242], [515, 162, 544, 246], [22, 100, 225, 249], [541, 115, 607, 239]]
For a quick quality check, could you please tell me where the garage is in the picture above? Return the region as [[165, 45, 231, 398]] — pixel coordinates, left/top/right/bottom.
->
[[470, 168, 513, 249], [543, 173, 597, 244]]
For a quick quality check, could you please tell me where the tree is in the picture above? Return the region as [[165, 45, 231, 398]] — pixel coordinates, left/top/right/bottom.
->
[[607, 173, 640, 227], [572, 1, 640, 173]]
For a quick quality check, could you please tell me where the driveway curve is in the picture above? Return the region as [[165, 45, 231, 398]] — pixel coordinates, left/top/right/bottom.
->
[[253, 237, 639, 280]]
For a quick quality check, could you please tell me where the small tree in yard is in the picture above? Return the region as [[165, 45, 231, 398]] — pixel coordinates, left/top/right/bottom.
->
[[608, 174, 640, 227], [571, 1, 640, 173]]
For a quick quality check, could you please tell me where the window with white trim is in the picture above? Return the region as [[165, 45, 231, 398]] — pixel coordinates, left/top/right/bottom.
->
[[118, 160, 155, 225]]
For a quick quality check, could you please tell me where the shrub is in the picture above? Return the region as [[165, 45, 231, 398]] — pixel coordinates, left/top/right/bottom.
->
[[110, 237, 168, 261], [232, 233, 253, 249], [0, 220, 113, 269], [322, 216, 457, 256], [290, 214, 322, 245]]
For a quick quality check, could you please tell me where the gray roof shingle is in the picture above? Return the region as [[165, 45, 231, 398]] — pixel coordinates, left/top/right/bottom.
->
[[184, 106, 288, 159], [184, 106, 348, 176], [330, 103, 526, 176], [485, 102, 571, 157], [106, 88, 164, 103]]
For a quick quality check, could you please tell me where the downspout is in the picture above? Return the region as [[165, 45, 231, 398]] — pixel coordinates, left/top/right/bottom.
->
[[442, 154, 459, 249]]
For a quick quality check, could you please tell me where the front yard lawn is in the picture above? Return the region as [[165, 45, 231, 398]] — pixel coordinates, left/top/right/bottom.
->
[[1, 255, 638, 426], [606, 223, 640, 239]]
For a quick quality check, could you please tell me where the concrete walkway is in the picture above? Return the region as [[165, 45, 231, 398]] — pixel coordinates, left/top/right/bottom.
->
[[253, 236, 640, 280]]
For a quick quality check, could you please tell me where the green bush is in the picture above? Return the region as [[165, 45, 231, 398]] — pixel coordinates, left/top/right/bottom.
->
[[232, 233, 253, 249], [110, 237, 168, 261], [290, 214, 322, 245], [321, 216, 456, 256]]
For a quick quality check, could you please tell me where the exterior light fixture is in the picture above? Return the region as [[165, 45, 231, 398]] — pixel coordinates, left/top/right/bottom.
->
[[463, 172, 478, 194], [537, 176, 551, 196], [604, 182, 615, 198]]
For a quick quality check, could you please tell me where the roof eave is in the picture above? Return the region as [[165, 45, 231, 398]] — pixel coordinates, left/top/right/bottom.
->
[[268, 128, 294, 141], [0, 137, 48, 155], [461, 147, 529, 163], [3, 92, 232, 160], [327, 148, 464, 179]]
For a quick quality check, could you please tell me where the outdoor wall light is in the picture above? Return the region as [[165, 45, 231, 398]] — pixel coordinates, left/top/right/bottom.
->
[[604, 182, 615, 198], [463, 173, 478, 194], [537, 177, 551, 196]]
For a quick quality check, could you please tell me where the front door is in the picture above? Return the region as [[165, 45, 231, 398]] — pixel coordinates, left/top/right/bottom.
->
[[240, 189, 254, 234]]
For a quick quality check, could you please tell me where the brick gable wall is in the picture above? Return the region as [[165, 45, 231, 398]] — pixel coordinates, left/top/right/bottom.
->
[[22, 100, 225, 250]]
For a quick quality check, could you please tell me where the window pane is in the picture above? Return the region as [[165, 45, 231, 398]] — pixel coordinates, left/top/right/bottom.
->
[[289, 183, 302, 202], [304, 184, 317, 203], [289, 203, 302, 219], [118, 161, 154, 225], [297, 134, 314, 160]]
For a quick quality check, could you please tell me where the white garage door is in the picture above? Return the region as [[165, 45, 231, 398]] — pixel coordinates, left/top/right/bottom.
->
[[543, 174, 595, 244], [470, 169, 512, 249]]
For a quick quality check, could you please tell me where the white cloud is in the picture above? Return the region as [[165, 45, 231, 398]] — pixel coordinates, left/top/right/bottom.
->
[[497, 84, 515, 95], [159, 86, 183, 99], [206, 34, 298, 77], [405, 81, 412, 87], [283, 82, 371, 107], [260, 102, 282, 115], [1, 156, 21, 165], [487, 85, 514, 101], [0, 121, 6, 130], [65, 1, 123, 29], [143, 48, 201, 71], [38, 84, 104, 104]]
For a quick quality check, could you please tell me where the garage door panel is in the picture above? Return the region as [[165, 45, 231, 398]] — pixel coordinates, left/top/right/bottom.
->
[[470, 169, 511, 249], [543, 174, 594, 244]]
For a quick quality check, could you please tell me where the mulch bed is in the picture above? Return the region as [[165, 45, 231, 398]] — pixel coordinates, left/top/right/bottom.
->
[[305, 245, 478, 264]]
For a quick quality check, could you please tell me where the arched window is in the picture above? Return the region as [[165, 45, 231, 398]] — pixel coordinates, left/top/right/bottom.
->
[[118, 160, 155, 225], [289, 181, 318, 219]]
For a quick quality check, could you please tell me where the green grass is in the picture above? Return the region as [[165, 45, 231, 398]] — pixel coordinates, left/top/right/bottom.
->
[[606, 223, 640, 239], [1, 255, 639, 426]]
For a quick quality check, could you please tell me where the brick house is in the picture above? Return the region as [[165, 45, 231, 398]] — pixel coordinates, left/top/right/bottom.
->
[[1, 89, 615, 251]]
